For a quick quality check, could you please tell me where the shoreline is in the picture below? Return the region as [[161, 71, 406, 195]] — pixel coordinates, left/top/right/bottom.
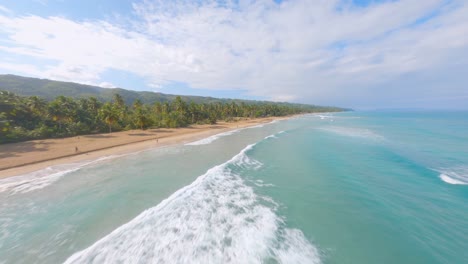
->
[[0, 116, 290, 179]]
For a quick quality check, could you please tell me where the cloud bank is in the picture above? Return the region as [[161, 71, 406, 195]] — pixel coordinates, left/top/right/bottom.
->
[[0, 0, 467, 108]]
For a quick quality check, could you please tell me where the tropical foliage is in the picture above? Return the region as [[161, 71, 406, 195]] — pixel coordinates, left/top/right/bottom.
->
[[0, 91, 345, 144]]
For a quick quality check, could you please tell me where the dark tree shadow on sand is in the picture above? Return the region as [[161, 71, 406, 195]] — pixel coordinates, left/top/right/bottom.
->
[[83, 134, 115, 139], [0, 141, 54, 159], [128, 133, 153, 136]]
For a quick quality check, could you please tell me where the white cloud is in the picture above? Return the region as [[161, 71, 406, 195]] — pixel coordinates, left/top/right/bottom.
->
[[0, 5, 12, 14], [0, 0, 467, 108], [99, 82, 117, 88]]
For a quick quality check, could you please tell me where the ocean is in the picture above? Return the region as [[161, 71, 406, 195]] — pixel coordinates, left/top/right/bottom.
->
[[0, 111, 467, 263]]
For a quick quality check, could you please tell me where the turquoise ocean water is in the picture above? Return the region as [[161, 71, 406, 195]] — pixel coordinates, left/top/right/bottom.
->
[[1, 111, 467, 263]]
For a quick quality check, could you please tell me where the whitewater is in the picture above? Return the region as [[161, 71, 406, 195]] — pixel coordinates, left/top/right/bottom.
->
[[65, 139, 320, 263]]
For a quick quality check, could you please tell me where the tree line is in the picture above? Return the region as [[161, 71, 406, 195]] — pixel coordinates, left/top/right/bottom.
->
[[0, 91, 344, 144]]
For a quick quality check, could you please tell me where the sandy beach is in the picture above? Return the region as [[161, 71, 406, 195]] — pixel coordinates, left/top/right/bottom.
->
[[0, 117, 288, 179]]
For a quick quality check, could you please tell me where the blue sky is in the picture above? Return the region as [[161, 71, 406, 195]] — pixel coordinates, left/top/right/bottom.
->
[[0, 0, 467, 109]]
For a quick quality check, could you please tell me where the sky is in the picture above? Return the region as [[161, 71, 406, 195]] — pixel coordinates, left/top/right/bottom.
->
[[0, 0, 467, 109]]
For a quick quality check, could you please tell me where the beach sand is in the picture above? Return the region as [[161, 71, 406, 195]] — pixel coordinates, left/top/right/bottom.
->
[[0, 117, 287, 179]]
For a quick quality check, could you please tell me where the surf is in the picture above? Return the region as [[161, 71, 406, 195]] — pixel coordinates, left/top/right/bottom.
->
[[0, 155, 122, 195], [437, 166, 468, 185], [65, 140, 321, 264], [185, 129, 242, 146], [185, 120, 279, 146]]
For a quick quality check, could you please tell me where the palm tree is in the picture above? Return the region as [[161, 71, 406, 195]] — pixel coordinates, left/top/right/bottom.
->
[[99, 103, 119, 133], [113, 93, 125, 108], [132, 99, 148, 130]]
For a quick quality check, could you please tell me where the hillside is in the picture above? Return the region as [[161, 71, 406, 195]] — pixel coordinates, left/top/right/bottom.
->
[[0, 74, 349, 143], [0, 74, 349, 112], [0, 74, 230, 105]]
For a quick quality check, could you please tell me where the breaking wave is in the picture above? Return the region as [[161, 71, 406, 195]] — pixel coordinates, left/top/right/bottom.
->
[[315, 114, 334, 121], [185, 129, 242, 146], [0, 155, 120, 195], [65, 141, 320, 264], [264, 130, 285, 140], [186, 120, 282, 146], [437, 166, 468, 185]]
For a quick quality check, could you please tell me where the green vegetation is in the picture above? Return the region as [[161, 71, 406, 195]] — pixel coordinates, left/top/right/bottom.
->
[[0, 74, 254, 104], [0, 90, 345, 144], [0, 74, 347, 143]]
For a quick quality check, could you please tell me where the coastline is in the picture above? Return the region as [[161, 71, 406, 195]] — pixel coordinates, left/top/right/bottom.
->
[[0, 116, 290, 179]]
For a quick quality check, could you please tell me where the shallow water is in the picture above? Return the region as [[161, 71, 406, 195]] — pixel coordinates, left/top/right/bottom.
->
[[1, 111, 467, 263]]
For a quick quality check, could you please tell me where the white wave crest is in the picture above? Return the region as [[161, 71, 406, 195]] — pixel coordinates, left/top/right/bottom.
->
[[439, 174, 466, 185], [186, 129, 242, 146], [318, 126, 384, 141], [186, 120, 281, 146], [65, 144, 321, 264], [438, 166, 468, 185], [248, 119, 281, 130], [315, 114, 333, 120], [0, 156, 120, 195], [254, 179, 275, 187], [264, 130, 286, 140]]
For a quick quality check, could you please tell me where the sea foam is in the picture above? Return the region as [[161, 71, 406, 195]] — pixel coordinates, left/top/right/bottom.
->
[[264, 130, 286, 140], [438, 166, 468, 185], [186, 120, 281, 146], [316, 114, 333, 120], [318, 126, 384, 141], [65, 141, 320, 264], [185, 129, 242, 146], [0, 155, 120, 195]]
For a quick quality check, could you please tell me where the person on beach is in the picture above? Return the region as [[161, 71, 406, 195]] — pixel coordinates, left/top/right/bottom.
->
[[75, 146, 79, 153]]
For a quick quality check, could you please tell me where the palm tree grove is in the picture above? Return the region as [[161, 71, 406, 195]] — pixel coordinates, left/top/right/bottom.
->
[[0, 91, 343, 144]]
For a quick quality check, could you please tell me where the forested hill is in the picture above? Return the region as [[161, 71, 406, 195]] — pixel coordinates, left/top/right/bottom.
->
[[0, 74, 222, 105], [0, 74, 348, 143], [0, 75, 348, 111]]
